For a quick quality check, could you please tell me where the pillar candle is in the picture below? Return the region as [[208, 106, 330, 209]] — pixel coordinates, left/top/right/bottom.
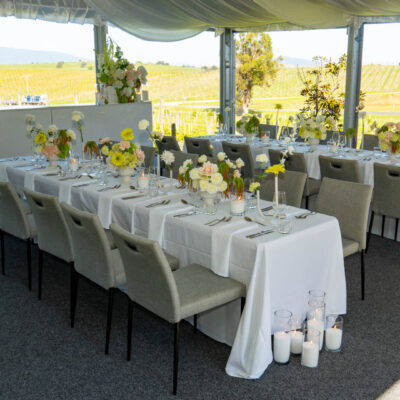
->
[[273, 332, 291, 364], [290, 330, 304, 354], [138, 174, 149, 189], [301, 341, 319, 368], [231, 199, 245, 214], [307, 318, 324, 350], [325, 327, 342, 351]]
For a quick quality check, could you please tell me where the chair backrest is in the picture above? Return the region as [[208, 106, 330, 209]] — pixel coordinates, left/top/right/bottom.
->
[[184, 137, 213, 157], [260, 170, 307, 208], [110, 223, 180, 324], [24, 189, 73, 262], [315, 177, 373, 250], [163, 150, 199, 179], [372, 163, 400, 218], [319, 155, 361, 183], [157, 136, 181, 153], [141, 145, 156, 169], [61, 203, 117, 289], [222, 142, 254, 179], [269, 150, 308, 174], [0, 182, 31, 240], [259, 124, 278, 140], [363, 134, 379, 151]]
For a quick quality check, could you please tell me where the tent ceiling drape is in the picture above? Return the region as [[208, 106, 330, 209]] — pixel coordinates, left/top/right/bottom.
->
[[2, 0, 400, 40]]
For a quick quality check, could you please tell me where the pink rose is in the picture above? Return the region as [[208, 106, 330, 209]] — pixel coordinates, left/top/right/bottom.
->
[[135, 149, 145, 164], [119, 141, 130, 150], [199, 161, 217, 176], [233, 169, 241, 178], [100, 137, 110, 145], [41, 144, 60, 159]]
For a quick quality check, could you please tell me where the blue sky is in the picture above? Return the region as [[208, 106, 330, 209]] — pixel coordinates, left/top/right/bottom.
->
[[0, 17, 399, 66]]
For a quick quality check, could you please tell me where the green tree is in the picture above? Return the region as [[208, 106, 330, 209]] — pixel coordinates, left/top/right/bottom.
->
[[236, 33, 280, 114]]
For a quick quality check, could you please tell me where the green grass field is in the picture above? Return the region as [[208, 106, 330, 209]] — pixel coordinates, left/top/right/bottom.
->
[[1, 62, 399, 140]]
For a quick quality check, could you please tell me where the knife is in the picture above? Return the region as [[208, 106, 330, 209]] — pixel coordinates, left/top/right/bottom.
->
[[122, 194, 145, 200], [246, 229, 274, 239]]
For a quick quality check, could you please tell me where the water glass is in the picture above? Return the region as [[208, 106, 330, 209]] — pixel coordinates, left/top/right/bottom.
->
[[277, 215, 292, 234]]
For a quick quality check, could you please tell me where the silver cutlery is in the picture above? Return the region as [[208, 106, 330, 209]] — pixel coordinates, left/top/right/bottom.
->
[[98, 184, 121, 192], [43, 172, 59, 177], [146, 199, 170, 208], [261, 206, 273, 212], [173, 211, 197, 218], [244, 216, 266, 226], [59, 175, 82, 181], [209, 216, 232, 227], [246, 229, 274, 239], [73, 182, 97, 188], [121, 194, 145, 200], [204, 218, 221, 226], [295, 211, 317, 219], [181, 199, 196, 206]]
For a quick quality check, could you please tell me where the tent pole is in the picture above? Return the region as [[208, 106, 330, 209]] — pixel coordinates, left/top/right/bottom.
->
[[93, 22, 108, 105]]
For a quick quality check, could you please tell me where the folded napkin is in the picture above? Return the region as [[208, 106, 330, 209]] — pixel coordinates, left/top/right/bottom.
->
[[58, 179, 93, 203], [97, 188, 133, 228], [211, 220, 256, 277], [24, 168, 58, 190], [148, 202, 192, 246]]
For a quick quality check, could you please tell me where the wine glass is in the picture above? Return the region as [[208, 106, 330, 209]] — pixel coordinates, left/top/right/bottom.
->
[[273, 190, 287, 216], [338, 134, 346, 157]]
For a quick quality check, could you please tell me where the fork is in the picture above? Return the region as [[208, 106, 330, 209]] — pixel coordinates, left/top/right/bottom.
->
[[295, 211, 316, 219], [209, 216, 232, 227], [146, 199, 169, 208], [98, 184, 121, 192]]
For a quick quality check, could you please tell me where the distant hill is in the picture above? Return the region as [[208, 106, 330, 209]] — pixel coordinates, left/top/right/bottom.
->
[[0, 47, 91, 64], [281, 56, 314, 67]]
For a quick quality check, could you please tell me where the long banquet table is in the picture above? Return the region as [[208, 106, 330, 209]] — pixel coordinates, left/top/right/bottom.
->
[[1, 157, 346, 379], [189, 134, 400, 241]]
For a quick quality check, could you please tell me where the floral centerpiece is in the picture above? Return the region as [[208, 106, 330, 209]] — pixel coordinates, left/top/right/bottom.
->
[[98, 39, 147, 104], [295, 114, 327, 151], [101, 128, 144, 184], [373, 121, 400, 161], [236, 114, 262, 141]]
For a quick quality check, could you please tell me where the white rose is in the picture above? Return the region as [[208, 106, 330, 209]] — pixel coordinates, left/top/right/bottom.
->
[[67, 129, 76, 140], [72, 111, 84, 122], [217, 152, 226, 161], [236, 158, 244, 169], [161, 150, 175, 166], [178, 166, 187, 175], [138, 119, 150, 130], [256, 153, 268, 164], [35, 124, 43, 130], [218, 181, 228, 192], [198, 154, 207, 164], [115, 69, 125, 79], [207, 182, 218, 194], [127, 80, 134, 87], [189, 168, 200, 180], [48, 125, 58, 134], [183, 159, 192, 168], [199, 179, 208, 191], [112, 80, 123, 89], [211, 172, 223, 185], [226, 160, 235, 169]]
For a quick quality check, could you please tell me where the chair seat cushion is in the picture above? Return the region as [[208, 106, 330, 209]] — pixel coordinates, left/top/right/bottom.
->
[[304, 178, 321, 197], [174, 264, 245, 320], [164, 251, 180, 271], [111, 249, 127, 287], [342, 238, 359, 257]]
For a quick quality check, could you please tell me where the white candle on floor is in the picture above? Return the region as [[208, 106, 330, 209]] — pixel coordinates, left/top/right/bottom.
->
[[325, 327, 342, 351], [274, 332, 291, 364], [301, 341, 319, 368], [307, 318, 324, 350], [290, 330, 304, 354]]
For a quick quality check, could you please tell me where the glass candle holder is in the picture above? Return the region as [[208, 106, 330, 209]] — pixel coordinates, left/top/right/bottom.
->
[[307, 306, 325, 351], [230, 194, 245, 216], [137, 169, 150, 190], [308, 289, 326, 308], [325, 314, 343, 352], [273, 309, 292, 365], [289, 318, 305, 355], [301, 328, 320, 368]]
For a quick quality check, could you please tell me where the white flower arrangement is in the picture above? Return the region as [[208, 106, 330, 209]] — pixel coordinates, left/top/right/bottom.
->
[[189, 161, 227, 195], [72, 111, 84, 122], [295, 114, 327, 140], [161, 150, 175, 169]]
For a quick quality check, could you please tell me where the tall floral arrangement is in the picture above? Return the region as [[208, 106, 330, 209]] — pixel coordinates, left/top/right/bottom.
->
[[373, 121, 400, 154], [295, 114, 327, 140], [98, 39, 147, 104], [102, 128, 144, 169], [236, 114, 262, 136], [72, 110, 85, 154]]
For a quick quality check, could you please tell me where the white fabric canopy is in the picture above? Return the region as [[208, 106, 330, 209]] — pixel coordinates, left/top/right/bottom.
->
[[2, 0, 400, 40]]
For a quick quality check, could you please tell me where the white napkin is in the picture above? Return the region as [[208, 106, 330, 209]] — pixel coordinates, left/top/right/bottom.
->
[[58, 179, 93, 203], [148, 203, 192, 245], [211, 220, 256, 277], [97, 188, 133, 228], [23, 169, 58, 190]]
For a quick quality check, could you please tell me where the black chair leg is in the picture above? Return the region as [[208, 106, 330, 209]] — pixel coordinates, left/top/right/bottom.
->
[[366, 211, 375, 253], [361, 250, 365, 300], [173, 322, 180, 396], [70, 264, 78, 328], [127, 298, 133, 361], [26, 239, 32, 291], [193, 314, 197, 333], [381, 215, 386, 237], [305, 196, 309, 210], [38, 249, 43, 300], [395, 218, 399, 242], [0, 230, 4, 276], [241, 297, 246, 314], [105, 288, 115, 355]]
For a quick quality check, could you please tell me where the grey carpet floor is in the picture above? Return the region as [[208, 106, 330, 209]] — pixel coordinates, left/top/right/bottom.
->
[[0, 234, 399, 400]]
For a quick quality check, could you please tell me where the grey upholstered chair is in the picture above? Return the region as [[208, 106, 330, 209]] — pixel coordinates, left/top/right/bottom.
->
[[367, 163, 400, 251], [24, 189, 74, 301], [61, 203, 128, 354], [184, 137, 214, 157], [141, 145, 156, 169], [163, 150, 199, 179], [260, 170, 307, 208], [110, 223, 246, 395], [156, 136, 181, 153], [316, 178, 373, 300], [363, 134, 379, 151], [269, 149, 320, 208], [319, 155, 361, 183], [0, 182, 35, 290], [222, 142, 255, 180], [259, 124, 278, 140]]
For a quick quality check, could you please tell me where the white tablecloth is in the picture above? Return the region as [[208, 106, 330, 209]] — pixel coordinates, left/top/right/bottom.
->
[[4, 159, 347, 379]]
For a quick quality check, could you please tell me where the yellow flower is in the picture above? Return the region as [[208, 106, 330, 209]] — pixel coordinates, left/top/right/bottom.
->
[[112, 143, 120, 151], [265, 164, 285, 175], [111, 152, 123, 167], [249, 182, 260, 192], [120, 128, 134, 141], [35, 132, 47, 144], [101, 145, 109, 156]]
